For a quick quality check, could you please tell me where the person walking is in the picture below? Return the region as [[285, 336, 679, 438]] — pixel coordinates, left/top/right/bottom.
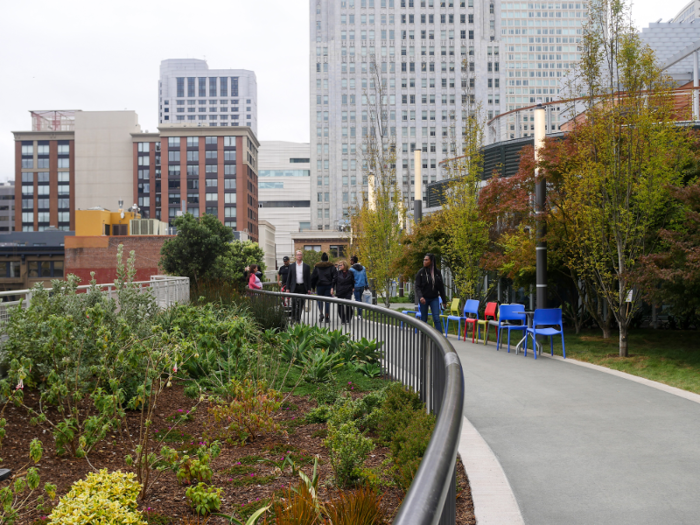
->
[[248, 264, 262, 290], [278, 256, 291, 291], [310, 252, 337, 323], [286, 250, 311, 322], [349, 255, 368, 319], [415, 253, 447, 333], [335, 260, 356, 324]]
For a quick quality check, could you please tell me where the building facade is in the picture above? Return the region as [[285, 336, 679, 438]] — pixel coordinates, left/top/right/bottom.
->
[[13, 110, 141, 233], [258, 141, 311, 266], [0, 230, 73, 291], [672, 0, 700, 23], [499, 1, 586, 139], [310, 0, 503, 231], [640, 22, 700, 85], [159, 59, 258, 135], [131, 125, 260, 242], [0, 182, 15, 234]]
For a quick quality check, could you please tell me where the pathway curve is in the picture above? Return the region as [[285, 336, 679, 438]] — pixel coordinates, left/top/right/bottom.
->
[[451, 338, 700, 525]]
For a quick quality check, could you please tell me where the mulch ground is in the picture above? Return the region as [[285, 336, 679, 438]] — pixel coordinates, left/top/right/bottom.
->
[[2, 384, 475, 524]]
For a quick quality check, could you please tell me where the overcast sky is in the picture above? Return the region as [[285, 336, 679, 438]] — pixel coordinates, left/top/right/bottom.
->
[[0, 0, 688, 182]]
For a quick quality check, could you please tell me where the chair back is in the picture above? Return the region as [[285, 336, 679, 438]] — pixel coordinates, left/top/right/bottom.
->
[[463, 299, 480, 319], [484, 302, 498, 320], [498, 304, 526, 324], [449, 298, 461, 316], [533, 308, 562, 328]]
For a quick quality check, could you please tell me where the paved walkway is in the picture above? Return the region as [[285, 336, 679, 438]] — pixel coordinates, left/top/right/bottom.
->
[[451, 337, 700, 525]]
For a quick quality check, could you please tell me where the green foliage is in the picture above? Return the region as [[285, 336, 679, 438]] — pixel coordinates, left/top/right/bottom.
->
[[160, 442, 221, 486], [205, 379, 284, 444], [270, 483, 323, 525], [389, 409, 436, 491], [213, 503, 271, 525], [185, 483, 222, 516], [324, 420, 374, 488], [0, 440, 55, 525], [297, 349, 344, 384], [206, 239, 267, 284], [244, 292, 289, 332], [160, 212, 234, 287], [302, 250, 326, 268], [48, 470, 145, 525]]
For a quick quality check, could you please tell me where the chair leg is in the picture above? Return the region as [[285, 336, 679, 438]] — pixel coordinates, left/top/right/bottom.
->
[[507, 330, 511, 353], [532, 329, 537, 359], [496, 327, 501, 350], [472, 323, 476, 344], [550, 336, 554, 357], [561, 332, 566, 359], [485, 324, 489, 346]]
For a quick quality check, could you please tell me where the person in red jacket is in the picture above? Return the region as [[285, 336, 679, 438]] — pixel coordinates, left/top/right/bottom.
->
[[248, 264, 262, 290]]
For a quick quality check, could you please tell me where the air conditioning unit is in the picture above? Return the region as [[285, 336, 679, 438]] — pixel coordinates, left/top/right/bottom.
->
[[130, 219, 169, 235]]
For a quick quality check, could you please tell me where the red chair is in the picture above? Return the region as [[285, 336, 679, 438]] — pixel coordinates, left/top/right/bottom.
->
[[478, 302, 498, 345]]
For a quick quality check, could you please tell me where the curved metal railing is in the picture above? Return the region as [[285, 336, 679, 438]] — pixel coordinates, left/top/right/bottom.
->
[[247, 289, 464, 525]]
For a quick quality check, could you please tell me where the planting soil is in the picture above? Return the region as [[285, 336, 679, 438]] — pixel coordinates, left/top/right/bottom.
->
[[2, 383, 475, 524]]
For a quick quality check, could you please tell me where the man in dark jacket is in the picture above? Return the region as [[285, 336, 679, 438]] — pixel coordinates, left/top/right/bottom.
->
[[286, 250, 311, 322], [310, 252, 337, 323], [415, 253, 447, 333], [335, 260, 356, 324]]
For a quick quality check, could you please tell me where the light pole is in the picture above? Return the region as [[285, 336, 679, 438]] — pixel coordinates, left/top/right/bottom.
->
[[534, 103, 547, 309], [414, 149, 422, 222]]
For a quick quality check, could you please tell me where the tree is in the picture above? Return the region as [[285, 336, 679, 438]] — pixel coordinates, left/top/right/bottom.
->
[[350, 60, 405, 307], [559, 0, 693, 355], [206, 240, 266, 284], [393, 211, 449, 285], [160, 213, 234, 287]]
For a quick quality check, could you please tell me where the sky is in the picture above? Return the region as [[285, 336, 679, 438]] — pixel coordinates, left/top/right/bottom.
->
[[0, 0, 690, 183]]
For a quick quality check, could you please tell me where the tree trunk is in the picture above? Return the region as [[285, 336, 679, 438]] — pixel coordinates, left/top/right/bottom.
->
[[619, 323, 628, 357]]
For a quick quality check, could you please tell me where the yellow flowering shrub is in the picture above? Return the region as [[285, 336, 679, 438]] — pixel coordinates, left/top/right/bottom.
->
[[48, 470, 146, 525]]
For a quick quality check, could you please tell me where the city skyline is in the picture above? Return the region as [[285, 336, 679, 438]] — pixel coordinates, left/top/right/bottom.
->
[[0, 0, 688, 184]]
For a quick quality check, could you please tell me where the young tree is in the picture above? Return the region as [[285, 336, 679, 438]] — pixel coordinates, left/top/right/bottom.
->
[[350, 60, 405, 307], [560, 0, 693, 355], [160, 213, 234, 287]]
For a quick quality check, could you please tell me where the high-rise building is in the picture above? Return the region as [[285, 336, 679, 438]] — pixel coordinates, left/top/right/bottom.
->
[[159, 59, 258, 135], [258, 141, 311, 266], [672, 0, 700, 23], [132, 125, 260, 242], [0, 182, 15, 234], [13, 110, 139, 232], [499, 1, 586, 139], [310, 0, 502, 231]]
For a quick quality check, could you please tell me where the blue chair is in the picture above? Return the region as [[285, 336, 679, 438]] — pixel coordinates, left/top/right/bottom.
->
[[444, 299, 479, 340], [400, 305, 419, 329], [493, 304, 527, 353], [525, 308, 566, 360]]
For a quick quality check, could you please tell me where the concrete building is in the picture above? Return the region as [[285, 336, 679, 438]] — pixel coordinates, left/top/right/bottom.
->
[[258, 141, 311, 266], [131, 125, 260, 242], [0, 182, 15, 233], [258, 220, 277, 280], [672, 0, 700, 23], [640, 22, 700, 85], [13, 110, 141, 233], [159, 59, 258, 135], [498, 1, 586, 140], [291, 230, 349, 259], [310, 0, 503, 231]]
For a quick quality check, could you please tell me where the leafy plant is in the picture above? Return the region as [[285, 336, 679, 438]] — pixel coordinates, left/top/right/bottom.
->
[[160, 442, 221, 486], [48, 469, 145, 525], [297, 348, 344, 384], [325, 420, 374, 488], [355, 362, 383, 378], [213, 503, 270, 525], [389, 408, 436, 492], [269, 483, 323, 525], [344, 338, 384, 365], [185, 483, 222, 516], [378, 383, 424, 444], [205, 379, 284, 444], [0, 439, 56, 525]]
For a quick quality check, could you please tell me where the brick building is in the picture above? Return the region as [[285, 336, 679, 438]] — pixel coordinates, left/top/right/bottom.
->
[[64, 235, 172, 285], [132, 125, 260, 242]]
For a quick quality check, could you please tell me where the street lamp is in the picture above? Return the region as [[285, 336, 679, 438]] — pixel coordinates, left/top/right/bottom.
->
[[534, 102, 547, 309], [414, 149, 422, 222]]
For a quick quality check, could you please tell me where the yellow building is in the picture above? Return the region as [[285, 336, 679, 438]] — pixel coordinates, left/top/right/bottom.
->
[[75, 208, 140, 236]]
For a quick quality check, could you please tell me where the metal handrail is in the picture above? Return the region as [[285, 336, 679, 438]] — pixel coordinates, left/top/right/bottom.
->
[[248, 289, 464, 525]]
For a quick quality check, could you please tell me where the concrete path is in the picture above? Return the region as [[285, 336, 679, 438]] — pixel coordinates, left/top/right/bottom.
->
[[451, 338, 700, 525]]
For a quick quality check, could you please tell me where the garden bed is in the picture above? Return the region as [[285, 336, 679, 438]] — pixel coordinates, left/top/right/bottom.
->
[[4, 382, 475, 524]]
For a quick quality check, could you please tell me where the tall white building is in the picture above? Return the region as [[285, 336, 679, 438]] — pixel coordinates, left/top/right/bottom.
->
[[159, 59, 258, 135], [258, 141, 311, 266], [500, 1, 587, 138], [672, 0, 700, 23], [310, 0, 503, 231]]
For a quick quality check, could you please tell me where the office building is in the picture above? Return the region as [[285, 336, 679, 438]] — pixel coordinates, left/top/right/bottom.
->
[[13, 110, 141, 232], [258, 141, 311, 266], [672, 0, 700, 23], [0, 182, 15, 233], [132, 125, 260, 242], [499, 1, 586, 139], [310, 0, 503, 231], [640, 22, 700, 85], [159, 59, 258, 135]]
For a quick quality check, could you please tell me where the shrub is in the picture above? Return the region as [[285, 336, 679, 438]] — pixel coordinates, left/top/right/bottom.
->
[[378, 383, 424, 444], [389, 408, 436, 492], [325, 421, 373, 488], [160, 442, 221, 486], [269, 483, 322, 525], [297, 348, 344, 384], [185, 483, 222, 516], [324, 486, 387, 525], [48, 470, 145, 525], [205, 379, 284, 444], [310, 382, 341, 406]]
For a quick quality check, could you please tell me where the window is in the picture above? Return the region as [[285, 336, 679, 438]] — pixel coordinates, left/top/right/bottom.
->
[[168, 137, 180, 148]]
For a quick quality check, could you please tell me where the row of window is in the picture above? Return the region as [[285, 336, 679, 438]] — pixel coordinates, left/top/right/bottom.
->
[[21, 145, 70, 156], [339, 0, 475, 7], [167, 136, 238, 148], [22, 198, 70, 210], [21, 159, 70, 169], [175, 77, 240, 98], [2, 261, 65, 279], [22, 212, 70, 224], [21, 186, 69, 196], [22, 172, 70, 183]]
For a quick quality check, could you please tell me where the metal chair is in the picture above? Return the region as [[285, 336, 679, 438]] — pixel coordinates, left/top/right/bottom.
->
[[525, 308, 566, 360], [494, 304, 527, 353]]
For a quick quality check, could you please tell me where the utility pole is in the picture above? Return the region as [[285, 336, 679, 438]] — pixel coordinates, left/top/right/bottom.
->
[[534, 103, 547, 309]]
